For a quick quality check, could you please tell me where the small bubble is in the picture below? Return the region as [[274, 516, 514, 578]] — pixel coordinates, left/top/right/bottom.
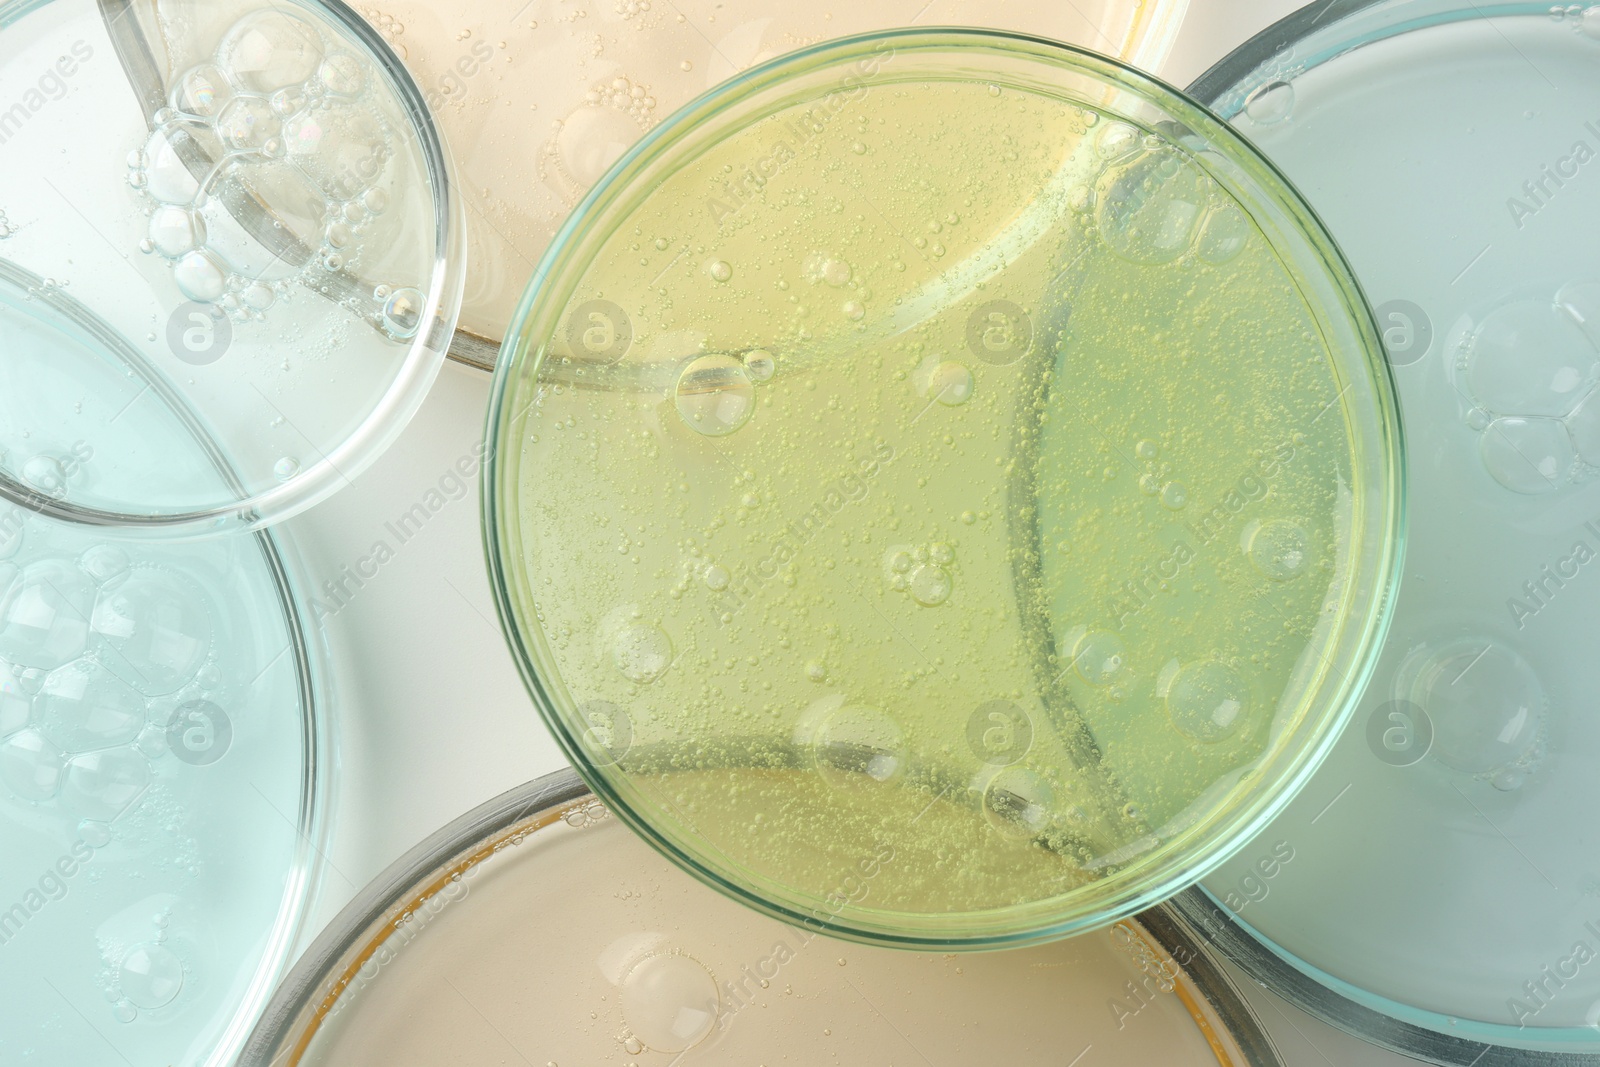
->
[[1160, 482, 1189, 509], [743, 349, 775, 382], [708, 260, 732, 283], [928, 362, 973, 406], [842, 300, 865, 320], [703, 565, 730, 591], [77, 819, 112, 847], [814, 704, 903, 786], [1244, 80, 1295, 124], [680, 60, 693, 71], [614, 623, 672, 684], [621, 954, 718, 1053], [273, 456, 300, 481], [909, 565, 952, 606], [982, 767, 1054, 838], [675, 355, 754, 437], [805, 660, 827, 682], [1245, 519, 1309, 581], [1167, 661, 1250, 743], [1135, 439, 1159, 459], [381, 287, 425, 339]]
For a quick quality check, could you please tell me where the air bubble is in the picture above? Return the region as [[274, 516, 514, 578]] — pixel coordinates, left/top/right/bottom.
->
[[21, 454, 67, 496], [614, 623, 672, 683], [708, 260, 732, 283], [1404, 641, 1545, 777], [381, 287, 425, 339], [1480, 416, 1573, 493], [218, 11, 326, 94], [620, 954, 719, 1053], [0, 560, 96, 668], [62, 747, 151, 821], [91, 570, 213, 695], [217, 96, 280, 151], [908, 564, 953, 606], [1197, 202, 1251, 264], [1583, 5, 1600, 36], [813, 704, 903, 787], [319, 53, 365, 96], [674, 355, 754, 437], [927, 362, 973, 406], [171, 64, 233, 117], [120, 943, 184, 1009], [742, 349, 775, 382], [148, 206, 205, 259], [284, 101, 389, 200], [77, 819, 112, 847], [1160, 481, 1189, 509], [1167, 660, 1250, 743], [273, 456, 301, 481], [37, 662, 146, 751], [703, 565, 730, 591], [1463, 298, 1598, 418], [173, 250, 228, 303], [0, 729, 66, 800], [1073, 631, 1126, 685], [1245, 519, 1309, 580], [1096, 146, 1209, 265], [1244, 81, 1295, 124], [982, 767, 1054, 838]]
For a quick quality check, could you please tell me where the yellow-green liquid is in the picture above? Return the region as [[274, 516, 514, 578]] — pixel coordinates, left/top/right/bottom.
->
[[505, 76, 1354, 929]]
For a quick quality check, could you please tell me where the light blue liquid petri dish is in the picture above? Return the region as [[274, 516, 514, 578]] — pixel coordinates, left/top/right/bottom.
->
[[237, 767, 1283, 1067], [0, 0, 464, 535], [1181, 1, 1600, 1061], [0, 264, 330, 1065]]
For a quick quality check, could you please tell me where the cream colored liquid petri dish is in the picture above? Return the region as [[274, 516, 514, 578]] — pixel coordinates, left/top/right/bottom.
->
[[349, 0, 1189, 351], [240, 768, 1282, 1067], [0, 0, 463, 534], [485, 30, 1404, 947], [1183, 1, 1600, 1061]]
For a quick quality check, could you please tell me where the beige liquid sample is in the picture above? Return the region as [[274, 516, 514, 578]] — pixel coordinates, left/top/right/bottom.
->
[[299, 799, 1241, 1066]]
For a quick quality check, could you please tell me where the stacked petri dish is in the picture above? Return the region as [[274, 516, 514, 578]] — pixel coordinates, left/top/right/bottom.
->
[[483, 26, 1404, 949], [241, 768, 1285, 1067], [1177, 1, 1600, 1062], [0, 0, 458, 1062]]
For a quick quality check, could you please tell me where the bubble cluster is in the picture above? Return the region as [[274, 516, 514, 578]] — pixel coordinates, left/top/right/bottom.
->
[[1456, 283, 1600, 493], [883, 543, 956, 607], [0, 532, 226, 826], [129, 10, 415, 327]]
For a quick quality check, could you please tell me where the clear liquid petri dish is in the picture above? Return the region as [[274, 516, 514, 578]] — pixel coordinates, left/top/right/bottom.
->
[[1185, 1, 1600, 1060], [0, 0, 464, 535], [0, 266, 329, 1065], [239, 767, 1283, 1067], [485, 30, 1404, 948], [346, 0, 1190, 357]]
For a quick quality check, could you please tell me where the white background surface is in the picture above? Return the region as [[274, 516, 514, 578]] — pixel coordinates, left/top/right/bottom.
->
[[281, 2, 1427, 1061]]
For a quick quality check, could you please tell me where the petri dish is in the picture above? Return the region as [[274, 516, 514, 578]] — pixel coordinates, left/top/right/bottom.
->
[[0, 262, 329, 1065], [485, 30, 1404, 947], [0, 0, 464, 535], [238, 767, 1283, 1067], [347, 0, 1191, 359], [1185, 1, 1600, 1060]]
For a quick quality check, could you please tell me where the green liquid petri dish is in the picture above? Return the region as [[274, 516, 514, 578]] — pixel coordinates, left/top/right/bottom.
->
[[485, 29, 1405, 948]]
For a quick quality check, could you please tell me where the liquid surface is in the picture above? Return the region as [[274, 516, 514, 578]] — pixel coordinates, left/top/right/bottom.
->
[[301, 795, 1235, 1066], [497, 46, 1388, 941], [0, 502, 317, 1064], [1199, 9, 1600, 1044]]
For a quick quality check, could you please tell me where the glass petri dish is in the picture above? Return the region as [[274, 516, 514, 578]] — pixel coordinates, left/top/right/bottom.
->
[[238, 767, 1283, 1067], [485, 29, 1403, 948], [1185, 1, 1600, 1060], [0, 0, 464, 535], [0, 261, 329, 1065], [347, 0, 1191, 359]]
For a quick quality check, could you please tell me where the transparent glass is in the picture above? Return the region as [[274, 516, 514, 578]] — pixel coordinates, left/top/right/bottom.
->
[[1193, 0, 1600, 1060], [348, 0, 1192, 355], [485, 29, 1404, 948], [239, 768, 1282, 1067], [0, 0, 464, 535], [0, 263, 329, 1066]]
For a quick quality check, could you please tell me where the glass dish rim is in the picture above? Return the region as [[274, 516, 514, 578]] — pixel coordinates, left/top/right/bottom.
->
[[481, 24, 1407, 950], [1188, 0, 1600, 1059], [235, 765, 1286, 1067], [0, 0, 465, 537]]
